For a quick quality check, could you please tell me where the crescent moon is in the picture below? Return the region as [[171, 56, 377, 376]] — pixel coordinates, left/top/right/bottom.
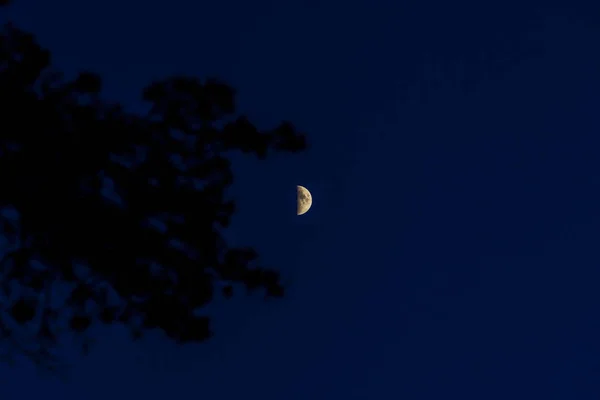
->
[[297, 185, 312, 215]]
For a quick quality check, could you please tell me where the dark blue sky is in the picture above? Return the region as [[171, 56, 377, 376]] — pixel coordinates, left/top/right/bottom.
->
[[2, 0, 600, 398]]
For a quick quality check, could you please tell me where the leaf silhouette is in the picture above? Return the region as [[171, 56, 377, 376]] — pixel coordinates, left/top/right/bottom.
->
[[10, 298, 36, 324], [0, 20, 307, 374]]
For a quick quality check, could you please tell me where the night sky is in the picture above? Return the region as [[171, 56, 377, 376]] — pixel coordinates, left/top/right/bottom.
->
[[2, 0, 600, 398]]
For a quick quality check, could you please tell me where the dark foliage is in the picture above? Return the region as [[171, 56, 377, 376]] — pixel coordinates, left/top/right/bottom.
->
[[0, 20, 307, 372]]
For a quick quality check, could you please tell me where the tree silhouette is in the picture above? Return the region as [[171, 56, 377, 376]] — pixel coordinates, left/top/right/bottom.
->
[[0, 19, 307, 373]]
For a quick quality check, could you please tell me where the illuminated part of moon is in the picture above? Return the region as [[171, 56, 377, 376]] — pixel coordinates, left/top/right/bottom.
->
[[297, 185, 312, 215]]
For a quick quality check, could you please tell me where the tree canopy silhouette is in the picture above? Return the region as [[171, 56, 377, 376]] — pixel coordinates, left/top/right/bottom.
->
[[0, 18, 307, 372]]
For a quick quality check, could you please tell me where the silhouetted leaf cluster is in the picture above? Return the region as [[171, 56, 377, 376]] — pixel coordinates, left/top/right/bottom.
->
[[0, 22, 307, 371]]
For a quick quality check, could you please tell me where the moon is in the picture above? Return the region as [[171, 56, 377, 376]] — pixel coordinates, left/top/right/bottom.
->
[[297, 185, 312, 215]]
